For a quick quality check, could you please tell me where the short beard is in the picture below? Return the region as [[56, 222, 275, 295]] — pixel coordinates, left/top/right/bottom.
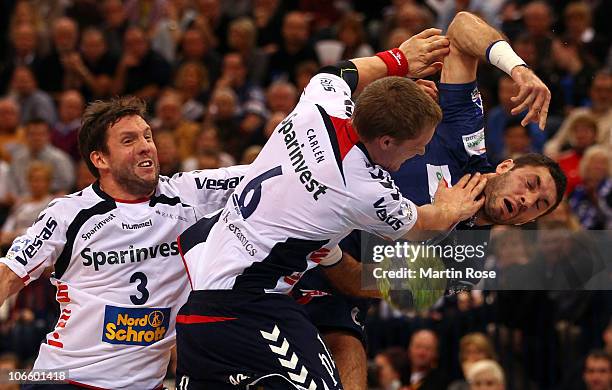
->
[[482, 171, 511, 224], [112, 164, 159, 198]]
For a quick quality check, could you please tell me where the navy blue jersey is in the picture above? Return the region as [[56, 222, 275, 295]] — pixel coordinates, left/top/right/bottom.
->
[[297, 82, 494, 338], [391, 81, 493, 205]]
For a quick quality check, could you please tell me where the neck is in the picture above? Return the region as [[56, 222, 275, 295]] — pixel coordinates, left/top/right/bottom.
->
[[98, 177, 153, 201]]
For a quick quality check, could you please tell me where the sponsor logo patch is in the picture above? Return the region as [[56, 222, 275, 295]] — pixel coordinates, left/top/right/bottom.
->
[[102, 306, 170, 346], [462, 128, 486, 156]]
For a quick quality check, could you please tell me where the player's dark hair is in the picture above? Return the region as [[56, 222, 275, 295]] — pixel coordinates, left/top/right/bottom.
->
[[79, 96, 147, 178], [352, 76, 442, 141], [512, 153, 567, 215]]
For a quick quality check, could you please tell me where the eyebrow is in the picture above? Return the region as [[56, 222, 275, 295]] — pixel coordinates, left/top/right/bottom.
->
[[537, 176, 552, 209], [119, 126, 152, 137]]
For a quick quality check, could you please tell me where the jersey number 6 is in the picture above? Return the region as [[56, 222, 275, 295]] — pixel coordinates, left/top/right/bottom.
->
[[234, 165, 282, 219]]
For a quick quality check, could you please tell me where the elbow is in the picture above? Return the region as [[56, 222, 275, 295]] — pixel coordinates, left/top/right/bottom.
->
[[447, 11, 478, 41]]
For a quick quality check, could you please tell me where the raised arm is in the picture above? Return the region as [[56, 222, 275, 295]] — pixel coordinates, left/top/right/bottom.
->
[[0, 263, 25, 306], [445, 11, 550, 130]]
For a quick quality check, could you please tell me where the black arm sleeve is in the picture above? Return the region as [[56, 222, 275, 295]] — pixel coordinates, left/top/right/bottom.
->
[[317, 60, 359, 95]]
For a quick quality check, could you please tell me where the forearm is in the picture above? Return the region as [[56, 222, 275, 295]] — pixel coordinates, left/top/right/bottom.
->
[[324, 252, 381, 299], [0, 263, 24, 306], [350, 56, 389, 94], [403, 204, 455, 241]]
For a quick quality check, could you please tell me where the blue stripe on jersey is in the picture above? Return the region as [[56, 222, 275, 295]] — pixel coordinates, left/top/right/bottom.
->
[[316, 104, 346, 184], [232, 237, 330, 293], [178, 211, 221, 255]]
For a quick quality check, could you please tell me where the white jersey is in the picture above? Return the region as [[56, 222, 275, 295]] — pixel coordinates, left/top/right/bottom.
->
[[0, 166, 246, 389], [182, 73, 419, 294]]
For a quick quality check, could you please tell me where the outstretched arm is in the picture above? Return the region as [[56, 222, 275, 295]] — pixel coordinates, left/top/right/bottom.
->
[[445, 12, 551, 130]]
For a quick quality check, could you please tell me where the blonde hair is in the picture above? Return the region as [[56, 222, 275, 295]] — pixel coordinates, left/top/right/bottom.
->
[[27, 160, 53, 180], [466, 359, 505, 386], [459, 333, 496, 363], [579, 144, 610, 179]]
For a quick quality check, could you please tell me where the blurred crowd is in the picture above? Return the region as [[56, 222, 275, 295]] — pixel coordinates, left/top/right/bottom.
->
[[0, 0, 610, 389]]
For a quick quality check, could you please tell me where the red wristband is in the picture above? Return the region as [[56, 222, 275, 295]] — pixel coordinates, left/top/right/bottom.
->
[[375, 48, 409, 76]]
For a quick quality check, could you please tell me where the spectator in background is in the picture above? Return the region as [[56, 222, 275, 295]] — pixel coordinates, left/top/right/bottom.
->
[[0, 99, 24, 161], [262, 111, 286, 139], [206, 87, 242, 158], [72, 27, 118, 101], [111, 26, 172, 101], [240, 145, 261, 165], [486, 76, 545, 163], [8, 0, 49, 56], [605, 322, 612, 358], [182, 126, 235, 170], [551, 39, 597, 112], [9, 119, 74, 195], [385, 27, 412, 50], [266, 11, 318, 85], [124, 0, 167, 34], [9, 66, 57, 125], [315, 12, 373, 66], [405, 329, 448, 390], [227, 17, 269, 87], [35, 17, 80, 96], [151, 90, 200, 161], [556, 114, 599, 195], [215, 52, 266, 118], [192, 0, 231, 53], [250, 0, 284, 50], [51, 90, 84, 161], [379, 3, 431, 50], [295, 60, 318, 92], [582, 350, 612, 390], [502, 120, 534, 161], [74, 160, 95, 192], [177, 28, 221, 85], [0, 353, 20, 390], [449, 333, 497, 390], [154, 131, 182, 177], [101, 0, 129, 58], [545, 71, 612, 158], [150, 0, 199, 64], [563, 2, 609, 66], [0, 159, 11, 228], [569, 145, 612, 230], [0, 23, 41, 95], [1, 162, 55, 248], [266, 81, 298, 115], [521, 1, 555, 74], [173, 61, 210, 122], [466, 359, 506, 390], [374, 347, 410, 390], [193, 149, 221, 170], [537, 199, 582, 232]]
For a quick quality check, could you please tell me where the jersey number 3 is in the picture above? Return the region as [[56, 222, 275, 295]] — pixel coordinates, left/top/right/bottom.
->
[[130, 271, 149, 305]]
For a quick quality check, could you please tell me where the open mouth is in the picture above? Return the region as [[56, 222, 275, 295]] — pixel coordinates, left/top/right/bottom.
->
[[503, 198, 514, 215], [137, 160, 153, 168]]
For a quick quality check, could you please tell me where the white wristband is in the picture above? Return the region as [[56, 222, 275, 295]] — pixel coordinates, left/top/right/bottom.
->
[[486, 40, 526, 76]]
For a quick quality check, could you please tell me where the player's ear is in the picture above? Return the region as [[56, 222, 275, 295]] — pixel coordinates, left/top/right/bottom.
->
[[496, 159, 514, 174], [379, 135, 393, 150], [90, 151, 109, 171]]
